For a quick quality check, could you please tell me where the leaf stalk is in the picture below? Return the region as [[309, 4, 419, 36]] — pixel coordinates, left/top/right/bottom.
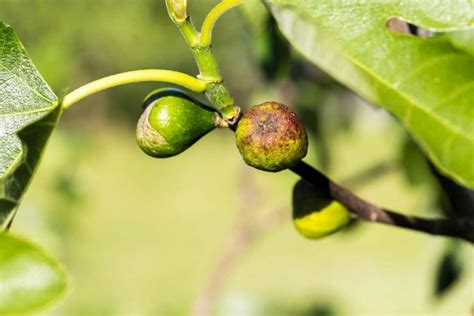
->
[[165, 0, 242, 124], [62, 69, 206, 109]]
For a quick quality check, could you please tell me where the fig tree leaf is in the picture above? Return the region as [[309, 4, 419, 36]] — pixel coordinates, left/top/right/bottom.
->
[[434, 241, 463, 297], [400, 139, 433, 187], [267, 0, 474, 188], [292, 180, 350, 239], [0, 21, 61, 229], [447, 30, 474, 56], [0, 233, 68, 313]]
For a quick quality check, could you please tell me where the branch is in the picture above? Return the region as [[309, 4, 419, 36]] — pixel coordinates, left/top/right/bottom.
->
[[190, 162, 404, 316], [190, 209, 287, 316], [290, 161, 474, 243]]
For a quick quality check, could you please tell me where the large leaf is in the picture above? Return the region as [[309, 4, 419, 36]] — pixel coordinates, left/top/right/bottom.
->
[[0, 21, 60, 228], [0, 233, 68, 313], [447, 29, 474, 56], [267, 0, 474, 188]]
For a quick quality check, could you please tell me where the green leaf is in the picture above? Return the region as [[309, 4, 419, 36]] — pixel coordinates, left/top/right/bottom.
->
[[292, 180, 350, 239], [0, 233, 68, 313], [399, 139, 433, 187], [0, 21, 61, 229], [267, 0, 474, 188], [434, 241, 463, 297], [447, 30, 474, 56]]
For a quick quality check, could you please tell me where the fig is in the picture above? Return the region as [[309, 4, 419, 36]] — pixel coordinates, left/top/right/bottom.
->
[[235, 102, 308, 172], [293, 179, 350, 239], [136, 88, 221, 158]]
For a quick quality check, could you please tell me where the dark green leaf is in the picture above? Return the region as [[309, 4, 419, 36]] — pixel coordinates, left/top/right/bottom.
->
[[0, 21, 60, 229], [0, 233, 68, 313], [241, 0, 292, 80], [434, 241, 463, 298], [431, 162, 474, 217], [267, 0, 474, 188], [400, 139, 433, 187]]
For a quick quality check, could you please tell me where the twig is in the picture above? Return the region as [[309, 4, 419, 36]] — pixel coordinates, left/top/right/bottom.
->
[[191, 160, 402, 316], [190, 208, 288, 316], [290, 161, 474, 243]]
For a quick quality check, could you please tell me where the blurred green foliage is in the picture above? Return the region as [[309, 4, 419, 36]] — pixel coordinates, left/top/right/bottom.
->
[[0, 233, 67, 313], [0, 0, 260, 126], [0, 0, 472, 315]]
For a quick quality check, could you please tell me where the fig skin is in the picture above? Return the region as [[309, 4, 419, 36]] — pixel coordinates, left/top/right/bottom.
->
[[292, 180, 350, 239], [235, 102, 308, 172], [136, 88, 218, 158]]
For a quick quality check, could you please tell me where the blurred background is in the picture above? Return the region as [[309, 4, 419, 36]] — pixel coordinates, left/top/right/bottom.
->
[[1, 0, 472, 315]]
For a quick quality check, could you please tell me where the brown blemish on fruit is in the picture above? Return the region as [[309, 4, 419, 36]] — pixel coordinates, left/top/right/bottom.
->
[[235, 102, 308, 172]]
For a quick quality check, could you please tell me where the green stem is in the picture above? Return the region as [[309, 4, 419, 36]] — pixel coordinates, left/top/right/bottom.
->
[[193, 47, 222, 82], [165, 0, 241, 124], [167, 13, 222, 83], [62, 69, 206, 109], [200, 0, 245, 47], [165, 0, 188, 22]]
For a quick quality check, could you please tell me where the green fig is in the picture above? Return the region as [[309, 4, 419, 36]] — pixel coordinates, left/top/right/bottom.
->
[[136, 88, 222, 158], [292, 180, 350, 239], [235, 102, 308, 172]]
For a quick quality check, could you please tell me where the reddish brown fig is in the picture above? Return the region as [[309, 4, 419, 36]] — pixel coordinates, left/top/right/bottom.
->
[[235, 102, 308, 172]]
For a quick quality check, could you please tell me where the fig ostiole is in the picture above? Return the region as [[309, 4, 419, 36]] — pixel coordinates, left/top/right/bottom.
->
[[136, 88, 224, 158], [235, 102, 308, 172], [292, 180, 350, 239]]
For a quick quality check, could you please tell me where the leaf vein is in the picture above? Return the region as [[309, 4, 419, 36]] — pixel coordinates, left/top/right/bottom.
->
[[345, 53, 474, 143]]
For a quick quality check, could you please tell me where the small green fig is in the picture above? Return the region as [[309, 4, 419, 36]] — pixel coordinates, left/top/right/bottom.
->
[[292, 180, 350, 239], [136, 88, 221, 158], [235, 102, 308, 172]]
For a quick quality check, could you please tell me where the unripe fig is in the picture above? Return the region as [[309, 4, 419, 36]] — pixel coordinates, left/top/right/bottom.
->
[[136, 88, 221, 158], [235, 102, 308, 172], [293, 180, 350, 239]]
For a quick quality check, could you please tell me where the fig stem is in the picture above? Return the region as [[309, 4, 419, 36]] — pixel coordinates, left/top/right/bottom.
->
[[165, 1, 221, 82], [165, 0, 241, 124], [200, 0, 245, 47], [290, 161, 474, 243], [62, 69, 207, 109]]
